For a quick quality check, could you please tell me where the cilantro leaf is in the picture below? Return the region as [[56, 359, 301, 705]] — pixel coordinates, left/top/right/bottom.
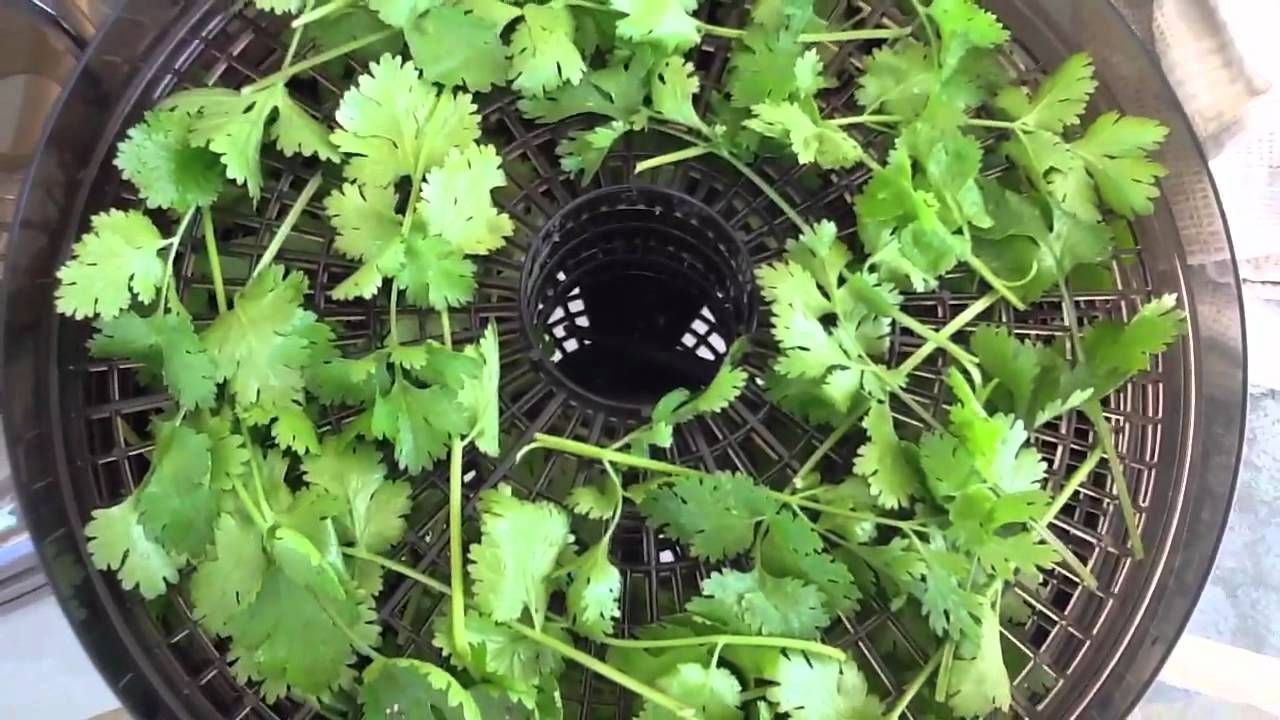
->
[[760, 510, 861, 613], [995, 52, 1097, 133], [928, 0, 1010, 77], [226, 560, 379, 701], [567, 474, 621, 520], [361, 658, 481, 720], [852, 401, 924, 509], [332, 54, 482, 186], [420, 143, 515, 255], [406, 7, 511, 92], [638, 472, 781, 560], [366, 0, 442, 29], [745, 102, 863, 169], [970, 325, 1091, 427], [947, 604, 1012, 717], [85, 495, 180, 599], [856, 39, 937, 118], [610, 0, 700, 50], [687, 568, 830, 639], [399, 231, 478, 310], [566, 544, 622, 639], [727, 31, 805, 108], [1071, 112, 1170, 218], [56, 210, 170, 320], [202, 266, 319, 413], [469, 485, 573, 628], [369, 374, 468, 472], [651, 56, 706, 131], [509, 4, 587, 97], [1074, 293, 1186, 400], [519, 46, 655, 122], [766, 652, 882, 720], [639, 664, 743, 720], [324, 182, 403, 265], [191, 513, 268, 634], [559, 120, 630, 183], [302, 438, 410, 555], [136, 420, 218, 561], [114, 108, 224, 211], [456, 323, 503, 455], [92, 310, 218, 410]]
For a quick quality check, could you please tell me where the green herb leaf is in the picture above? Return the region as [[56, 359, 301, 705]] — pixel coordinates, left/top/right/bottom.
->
[[92, 311, 218, 410], [638, 472, 781, 560], [639, 663, 743, 720], [566, 544, 622, 639], [406, 7, 511, 92], [56, 210, 170, 320], [947, 604, 1012, 717], [85, 495, 180, 599], [687, 568, 830, 639], [361, 658, 482, 720], [760, 510, 861, 613], [559, 119, 630, 182], [1071, 112, 1170, 219], [190, 513, 268, 633], [469, 485, 573, 628], [745, 101, 863, 169], [369, 374, 468, 472], [853, 401, 923, 510], [610, 0, 700, 50], [765, 652, 882, 720], [420, 143, 515, 255], [995, 52, 1097, 132], [115, 109, 224, 211], [509, 4, 587, 97]]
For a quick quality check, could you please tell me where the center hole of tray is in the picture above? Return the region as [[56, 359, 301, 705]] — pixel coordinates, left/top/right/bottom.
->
[[520, 185, 756, 413]]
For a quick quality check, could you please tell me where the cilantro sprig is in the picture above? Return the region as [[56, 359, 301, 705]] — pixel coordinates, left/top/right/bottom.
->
[[59, 0, 1185, 717]]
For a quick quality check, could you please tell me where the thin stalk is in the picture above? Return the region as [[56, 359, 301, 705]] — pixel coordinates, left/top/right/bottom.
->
[[908, 0, 938, 51], [894, 290, 1001, 380], [1042, 447, 1104, 524], [448, 437, 468, 660], [965, 118, 1018, 130], [388, 283, 401, 347], [251, 174, 324, 279], [322, 600, 385, 659], [697, 21, 746, 39], [966, 252, 1027, 310], [342, 547, 453, 596], [797, 27, 911, 43], [596, 633, 846, 661], [241, 27, 398, 94], [785, 496, 928, 531], [831, 114, 904, 127], [201, 208, 228, 314], [790, 411, 862, 488], [523, 434, 702, 478], [231, 476, 269, 533], [291, 0, 353, 27], [889, 384, 947, 433], [635, 146, 713, 174], [1086, 401, 1145, 560], [158, 208, 199, 314], [1035, 525, 1098, 589], [246, 445, 276, 526], [934, 641, 957, 702], [888, 309, 979, 367], [507, 623, 696, 719], [885, 645, 945, 720]]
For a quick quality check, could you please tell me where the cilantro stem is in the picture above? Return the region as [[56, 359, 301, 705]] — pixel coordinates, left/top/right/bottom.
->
[[653, 125, 813, 234], [448, 436, 469, 660], [201, 207, 228, 315], [966, 118, 1019, 130], [893, 290, 1001, 381], [342, 547, 452, 595], [251, 173, 323, 280], [934, 640, 957, 702], [231, 476, 269, 533], [1035, 524, 1099, 589], [1085, 401, 1145, 560], [158, 208, 198, 315], [908, 0, 938, 52], [1041, 446, 1104, 524], [697, 21, 746, 40], [635, 146, 714, 174], [240, 27, 399, 95], [597, 633, 847, 661], [797, 27, 912, 43], [246, 445, 277, 526], [784, 496, 928, 531], [790, 411, 862, 488], [884, 306, 979, 368], [507, 624, 697, 719], [830, 114, 904, 127], [523, 434, 701, 478], [291, 0, 352, 27], [388, 282, 400, 347], [966, 252, 1027, 311], [884, 645, 944, 720]]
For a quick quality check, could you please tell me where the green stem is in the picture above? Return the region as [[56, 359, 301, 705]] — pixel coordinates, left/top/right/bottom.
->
[[523, 434, 701, 478], [635, 146, 714, 174], [798, 27, 911, 43], [934, 640, 957, 702], [388, 282, 401, 347], [965, 118, 1019, 130], [785, 496, 928, 531], [790, 411, 862, 488], [596, 633, 846, 661], [448, 436, 469, 660], [1042, 447, 1104, 524], [1035, 525, 1098, 589], [908, 0, 938, 51], [291, 0, 353, 27], [893, 291, 1001, 380], [697, 21, 746, 39], [1085, 401, 1145, 559], [889, 308, 979, 367], [889, 383, 946, 433], [232, 476, 269, 533], [252, 174, 324, 279], [241, 27, 398, 94], [158, 208, 199, 315], [831, 114, 904, 127], [885, 646, 945, 720], [653, 125, 812, 234], [246, 445, 277, 526], [507, 623, 696, 719], [342, 547, 453, 596], [966, 252, 1028, 311], [201, 207, 228, 314]]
